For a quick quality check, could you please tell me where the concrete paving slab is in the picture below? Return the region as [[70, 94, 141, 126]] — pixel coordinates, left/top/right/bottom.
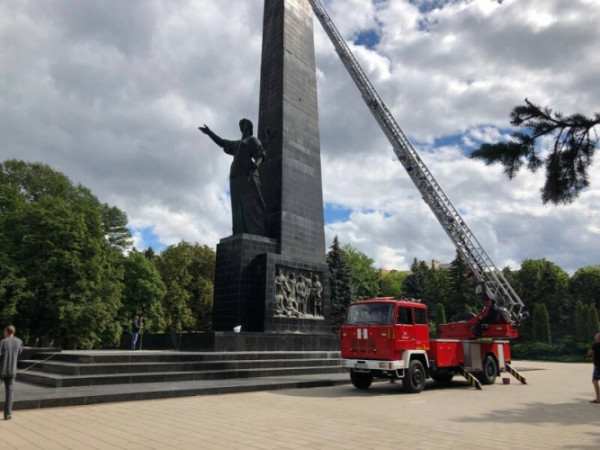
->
[[0, 360, 598, 449]]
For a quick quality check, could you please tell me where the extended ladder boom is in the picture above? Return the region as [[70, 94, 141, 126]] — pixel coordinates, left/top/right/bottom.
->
[[308, 0, 524, 321]]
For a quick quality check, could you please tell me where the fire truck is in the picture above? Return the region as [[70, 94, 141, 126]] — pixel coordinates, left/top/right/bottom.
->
[[340, 296, 526, 392], [307, 0, 529, 391]]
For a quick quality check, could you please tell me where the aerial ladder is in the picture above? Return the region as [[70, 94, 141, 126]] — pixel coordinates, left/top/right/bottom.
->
[[307, 0, 526, 339]]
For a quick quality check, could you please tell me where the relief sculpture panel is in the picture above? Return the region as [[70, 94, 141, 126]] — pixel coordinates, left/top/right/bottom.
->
[[274, 265, 323, 319]]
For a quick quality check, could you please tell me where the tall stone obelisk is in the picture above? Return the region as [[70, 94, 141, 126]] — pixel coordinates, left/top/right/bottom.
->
[[212, 0, 332, 342], [258, 0, 325, 258]]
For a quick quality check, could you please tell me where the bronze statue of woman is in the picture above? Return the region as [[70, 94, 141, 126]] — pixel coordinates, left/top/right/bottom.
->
[[199, 119, 267, 236]]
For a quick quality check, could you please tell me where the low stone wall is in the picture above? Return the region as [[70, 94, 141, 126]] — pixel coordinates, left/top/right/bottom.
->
[[120, 332, 339, 352], [19, 347, 61, 360]]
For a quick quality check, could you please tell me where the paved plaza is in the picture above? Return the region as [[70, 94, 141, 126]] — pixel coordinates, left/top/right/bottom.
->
[[1, 360, 599, 449]]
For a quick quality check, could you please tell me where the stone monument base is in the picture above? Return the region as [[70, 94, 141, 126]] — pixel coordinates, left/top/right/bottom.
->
[[211, 331, 339, 352], [212, 234, 331, 334]]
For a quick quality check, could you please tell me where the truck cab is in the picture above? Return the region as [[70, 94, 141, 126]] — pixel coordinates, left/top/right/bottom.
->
[[340, 298, 430, 392]]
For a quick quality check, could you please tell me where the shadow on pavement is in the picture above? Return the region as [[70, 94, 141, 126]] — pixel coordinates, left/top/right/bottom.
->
[[273, 378, 478, 398], [455, 398, 600, 427], [561, 431, 600, 450]]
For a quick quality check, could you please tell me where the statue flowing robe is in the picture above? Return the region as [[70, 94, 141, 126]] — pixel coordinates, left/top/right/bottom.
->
[[222, 136, 267, 236]]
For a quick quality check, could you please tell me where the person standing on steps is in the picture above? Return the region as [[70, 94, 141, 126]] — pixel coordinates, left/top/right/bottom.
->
[[0, 325, 23, 420], [131, 315, 141, 350]]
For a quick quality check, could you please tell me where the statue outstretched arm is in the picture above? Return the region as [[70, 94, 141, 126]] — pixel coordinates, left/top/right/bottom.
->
[[199, 124, 226, 148]]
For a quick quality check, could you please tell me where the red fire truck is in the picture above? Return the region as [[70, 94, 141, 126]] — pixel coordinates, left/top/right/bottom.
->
[[340, 297, 526, 392]]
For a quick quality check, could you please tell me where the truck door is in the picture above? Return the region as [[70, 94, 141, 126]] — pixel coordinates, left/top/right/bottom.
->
[[413, 307, 430, 350], [395, 307, 415, 351]]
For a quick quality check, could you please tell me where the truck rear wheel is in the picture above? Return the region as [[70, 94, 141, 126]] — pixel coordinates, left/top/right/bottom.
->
[[350, 370, 373, 390], [403, 360, 426, 393], [478, 356, 497, 385]]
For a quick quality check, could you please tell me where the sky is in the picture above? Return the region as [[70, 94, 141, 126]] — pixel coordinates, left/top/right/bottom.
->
[[1, 0, 599, 274]]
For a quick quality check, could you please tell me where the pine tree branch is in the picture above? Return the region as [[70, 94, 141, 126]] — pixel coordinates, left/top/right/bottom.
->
[[470, 99, 599, 204]]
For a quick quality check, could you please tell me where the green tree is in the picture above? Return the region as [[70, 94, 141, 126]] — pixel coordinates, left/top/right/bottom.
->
[[434, 302, 446, 325], [143, 247, 156, 261], [586, 303, 600, 340], [155, 242, 215, 333], [574, 301, 587, 342], [0, 267, 29, 330], [569, 266, 600, 308], [100, 204, 132, 251], [403, 258, 430, 300], [95, 247, 127, 347], [502, 266, 521, 297], [122, 249, 166, 333], [500, 265, 529, 338], [428, 266, 452, 308], [429, 302, 447, 338], [536, 261, 570, 339], [0, 160, 125, 348], [343, 244, 380, 300], [532, 303, 551, 344], [517, 259, 570, 340], [185, 243, 216, 331], [470, 99, 599, 204], [447, 250, 479, 318], [403, 259, 451, 308], [327, 236, 353, 330], [379, 270, 407, 298], [0, 186, 29, 328]]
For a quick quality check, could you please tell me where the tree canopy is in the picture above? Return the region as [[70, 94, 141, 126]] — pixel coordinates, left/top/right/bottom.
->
[[154, 241, 215, 333], [470, 99, 599, 204], [447, 250, 479, 318], [532, 303, 551, 344], [402, 258, 451, 309], [343, 244, 380, 301], [121, 249, 166, 333], [569, 266, 600, 308], [0, 160, 128, 348], [0, 160, 219, 347], [379, 270, 407, 299]]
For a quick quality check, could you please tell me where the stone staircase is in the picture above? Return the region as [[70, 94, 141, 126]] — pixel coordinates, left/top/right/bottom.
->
[[18, 350, 343, 388]]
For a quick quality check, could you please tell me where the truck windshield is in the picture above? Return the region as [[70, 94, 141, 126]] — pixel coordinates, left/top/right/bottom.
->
[[346, 303, 395, 325]]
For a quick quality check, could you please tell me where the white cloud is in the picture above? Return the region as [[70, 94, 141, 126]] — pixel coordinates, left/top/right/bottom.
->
[[130, 229, 147, 253], [1, 0, 598, 275]]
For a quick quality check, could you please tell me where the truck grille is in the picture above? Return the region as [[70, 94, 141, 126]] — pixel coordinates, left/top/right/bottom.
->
[[351, 339, 376, 352]]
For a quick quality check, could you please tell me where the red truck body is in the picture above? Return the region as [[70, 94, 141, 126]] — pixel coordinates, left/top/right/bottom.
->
[[340, 298, 516, 392]]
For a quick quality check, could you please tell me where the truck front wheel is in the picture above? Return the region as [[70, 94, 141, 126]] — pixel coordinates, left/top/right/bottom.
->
[[478, 356, 498, 385], [403, 360, 426, 393], [350, 370, 373, 390]]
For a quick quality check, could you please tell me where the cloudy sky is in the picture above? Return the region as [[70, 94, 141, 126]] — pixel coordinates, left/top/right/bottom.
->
[[1, 0, 599, 274]]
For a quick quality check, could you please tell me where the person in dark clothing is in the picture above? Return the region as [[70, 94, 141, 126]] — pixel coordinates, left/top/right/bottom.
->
[[0, 325, 23, 420], [588, 333, 600, 403], [131, 315, 141, 350]]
